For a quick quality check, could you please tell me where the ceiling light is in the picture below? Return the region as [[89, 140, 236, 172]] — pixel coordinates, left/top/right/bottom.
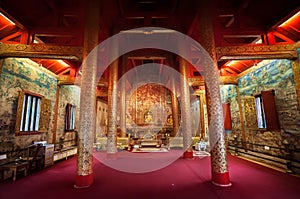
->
[[225, 60, 239, 67], [279, 11, 300, 27], [0, 11, 15, 25], [255, 39, 262, 44], [58, 60, 69, 67]]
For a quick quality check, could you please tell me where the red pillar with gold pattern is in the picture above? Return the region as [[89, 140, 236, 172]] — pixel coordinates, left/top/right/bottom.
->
[[75, 0, 99, 188], [198, 0, 231, 186]]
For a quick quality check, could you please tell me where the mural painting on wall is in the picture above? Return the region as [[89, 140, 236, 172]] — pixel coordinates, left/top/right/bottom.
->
[[238, 60, 294, 96], [238, 59, 300, 133], [0, 58, 57, 151], [127, 84, 172, 128]]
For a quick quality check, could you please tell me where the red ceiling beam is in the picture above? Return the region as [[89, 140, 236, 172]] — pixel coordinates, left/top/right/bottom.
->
[[0, 25, 19, 38]]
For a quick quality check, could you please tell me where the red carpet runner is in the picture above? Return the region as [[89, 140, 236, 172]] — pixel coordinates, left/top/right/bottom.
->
[[0, 154, 300, 199]]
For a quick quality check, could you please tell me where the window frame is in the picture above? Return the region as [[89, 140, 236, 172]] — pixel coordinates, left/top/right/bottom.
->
[[254, 94, 267, 129], [65, 103, 76, 132], [16, 90, 44, 136], [254, 90, 280, 131]]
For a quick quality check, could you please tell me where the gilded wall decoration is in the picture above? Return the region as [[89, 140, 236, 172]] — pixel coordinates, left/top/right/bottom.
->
[[127, 84, 172, 127], [242, 96, 258, 129], [39, 98, 51, 132]]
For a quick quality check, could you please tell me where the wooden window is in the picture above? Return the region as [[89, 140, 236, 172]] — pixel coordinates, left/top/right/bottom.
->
[[261, 90, 280, 131], [254, 90, 280, 131], [16, 91, 51, 135], [65, 103, 76, 131], [255, 95, 266, 129], [20, 93, 41, 132]]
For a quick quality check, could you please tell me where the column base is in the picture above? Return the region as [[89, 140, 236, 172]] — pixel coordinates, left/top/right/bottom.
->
[[183, 151, 194, 159], [74, 173, 94, 188], [212, 171, 231, 187]]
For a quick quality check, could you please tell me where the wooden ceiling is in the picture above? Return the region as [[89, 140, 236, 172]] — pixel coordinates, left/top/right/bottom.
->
[[0, 0, 299, 78]]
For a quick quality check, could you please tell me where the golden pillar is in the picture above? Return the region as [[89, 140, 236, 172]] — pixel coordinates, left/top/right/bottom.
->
[[75, 0, 99, 188], [198, 0, 231, 186], [199, 92, 206, 138], [179, 58, 194, 159], [107, 58, 119, 153], [120, 57, 127, 137], [171, 77, 179, 137]]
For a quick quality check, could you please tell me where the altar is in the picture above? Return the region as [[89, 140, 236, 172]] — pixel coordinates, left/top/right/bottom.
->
[[127, 126, 171, 148]]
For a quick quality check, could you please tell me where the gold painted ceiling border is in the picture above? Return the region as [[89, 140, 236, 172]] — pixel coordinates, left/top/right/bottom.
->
[[1, 42, 299, 63], [0, 43, 83, 61], [216, 42, 300, 61], [188, 76, 238, 86]]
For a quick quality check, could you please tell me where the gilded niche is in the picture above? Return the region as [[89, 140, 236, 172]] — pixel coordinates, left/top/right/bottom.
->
[[128, 84, 172, 126]]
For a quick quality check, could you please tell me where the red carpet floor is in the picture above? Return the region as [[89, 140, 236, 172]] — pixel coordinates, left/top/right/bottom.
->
[[0, 153, 300, 199]]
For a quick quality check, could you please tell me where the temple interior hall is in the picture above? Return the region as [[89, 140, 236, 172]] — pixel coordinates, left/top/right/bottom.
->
[[0, 0, 300, 198]]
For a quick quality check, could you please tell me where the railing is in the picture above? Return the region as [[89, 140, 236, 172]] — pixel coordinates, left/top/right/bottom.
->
[[228, 139, 300, 173]]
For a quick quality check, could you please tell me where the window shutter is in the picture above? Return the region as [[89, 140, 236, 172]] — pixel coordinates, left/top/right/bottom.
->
[[15, 91, 25, 133], [222, 103, 232, 130], [65, 103, 71, 131], [261, 90, 280, 131], [242, 96, 258, 129], [39, 98, 51, 132]]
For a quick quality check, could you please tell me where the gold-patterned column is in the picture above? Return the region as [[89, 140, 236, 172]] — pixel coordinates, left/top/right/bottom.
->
[[171, 76, 179, 137], [120, 57, 127, 137], [107, 59, 119, 153], [292, 58, 300, 106], [199, 92, 206, 138], [198, 0, 231, 186], [75, 0, 99, 188], [179, 58, 193, 159]]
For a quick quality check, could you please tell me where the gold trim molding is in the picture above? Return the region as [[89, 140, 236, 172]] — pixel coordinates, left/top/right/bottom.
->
[[188, 76, 238, 86], [216, 42, 300, 61], [58, 75, 81, 85], [0, 43, 83, 61]]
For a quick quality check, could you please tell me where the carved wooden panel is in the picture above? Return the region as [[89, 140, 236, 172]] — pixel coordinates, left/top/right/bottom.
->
[[242, 96, 258, 129], [39, 98, 51, 132]]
